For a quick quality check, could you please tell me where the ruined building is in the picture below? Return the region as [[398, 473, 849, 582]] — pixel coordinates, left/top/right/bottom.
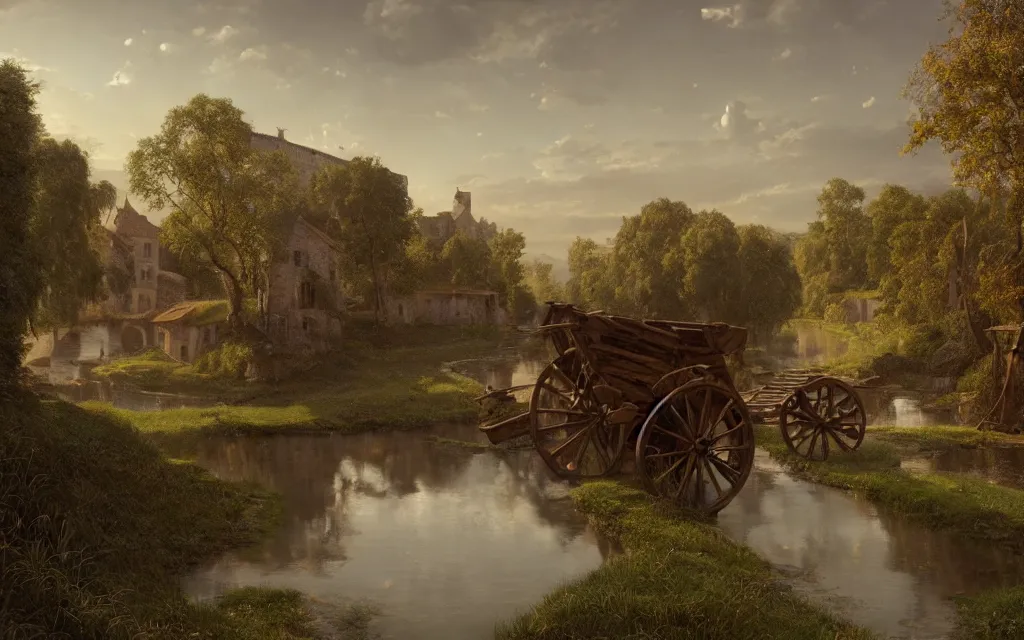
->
[[250, 128, 409, 190], [417, 189, 497, 246]]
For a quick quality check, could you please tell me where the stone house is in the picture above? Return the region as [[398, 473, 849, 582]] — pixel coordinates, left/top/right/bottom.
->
[[250, 128, 408, 191], [111, 198, 186, 315], [417, 189, 497, 246], [261, 217, 345, 352], [151, 300, 228, 363], [385, 289, 504, 326]]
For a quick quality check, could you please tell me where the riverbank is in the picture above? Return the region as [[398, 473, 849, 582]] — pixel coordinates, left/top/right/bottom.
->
[[756, 426, 1024, 552], [83, 328, 512, 436], [498, 481, 875, 640], [871, 424, 1024, 453], [0, 393, 342, 638]]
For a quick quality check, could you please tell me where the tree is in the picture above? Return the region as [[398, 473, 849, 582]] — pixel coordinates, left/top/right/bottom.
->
[[817, 178, 871, 291], [90, 180, 117, 225], [30, 139, 105, 334], [566, 237, 615, 311], [489, 228, 527, 316], [679, 209, 741, 322], [865, 184, 929, 285], [126, 94, 299, 324], [0, 60, 43, 389], [311, 156, 414, 323], [736, 225, 802, 344], [440, 231, 491, 289], [525, 260, 565, 306]]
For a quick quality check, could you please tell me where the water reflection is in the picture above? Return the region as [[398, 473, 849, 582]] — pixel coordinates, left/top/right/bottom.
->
[[175, 424, 615, 640], [717, 452, 1024, 639], [902, 448, 1024, 490]]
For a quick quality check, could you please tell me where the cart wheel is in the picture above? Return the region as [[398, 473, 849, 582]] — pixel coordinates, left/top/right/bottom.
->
[[635, 379, 754, 515], [530, 361, 629, 478], [779, 376, 866, 461]]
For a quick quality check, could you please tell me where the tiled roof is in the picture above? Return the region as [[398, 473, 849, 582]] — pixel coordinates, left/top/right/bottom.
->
[[114, 198, 159, 238]]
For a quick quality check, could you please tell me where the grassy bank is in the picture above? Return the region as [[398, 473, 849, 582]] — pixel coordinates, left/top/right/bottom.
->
[[756, 426, 1024, 552], [953, 586, 1024, 640], [0, 393, 343, 638], [84, 328, 514, 436], [91, 348, 262, 400], [870, 424, 1024, 453], [498, 482, 875, 640]]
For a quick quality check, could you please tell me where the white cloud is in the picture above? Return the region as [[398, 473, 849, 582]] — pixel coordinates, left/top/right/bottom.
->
[[714, 101, 765, 141], [0, 51, 50, 73], [701, 5, 743, 28], [106, 62, 132, 87], [862, 96, 876, 108], [238, 47, 267, 62], [206, 56, 233, 75], [159, 42, 171, 53], [468, 103, 490, 113], [811, 95, 825, 102], [775, 47, 792, 60], [210, 25, 238, 43], [123, 38, 132, 46], [192, 27, 206, 37], [435, 110, 450, 118], [477, 132, 483, 137]]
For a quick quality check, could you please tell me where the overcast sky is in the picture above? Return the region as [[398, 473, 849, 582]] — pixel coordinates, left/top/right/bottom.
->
[[1, 0, 954, 262]]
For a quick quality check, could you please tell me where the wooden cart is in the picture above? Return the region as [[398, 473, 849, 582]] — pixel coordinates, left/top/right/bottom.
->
[[478, 303, 869, 514]]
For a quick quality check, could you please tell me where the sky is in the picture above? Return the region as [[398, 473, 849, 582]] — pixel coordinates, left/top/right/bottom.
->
[[1, 0, 956, 267]]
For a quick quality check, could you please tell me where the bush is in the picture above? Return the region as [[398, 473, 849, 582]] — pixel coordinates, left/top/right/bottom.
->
[[823, 301, 849, 325], [193, 341, 254, 379]]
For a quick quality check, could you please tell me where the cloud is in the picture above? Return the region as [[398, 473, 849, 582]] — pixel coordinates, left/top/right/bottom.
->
[[106, 62, 132, 87], [811, 95, 826, 102], [210, 25, 238, 43], [701, 0, 801, 29], [714, 101, 766, 141], [192, 26, 206, 37], [775, 47, 792, 60], [701, 6, 743, 27], [238, 46, 267, 62], [123, 37, 132, 46], [159, 42, 171, 53], [0, 51, 49, 72], [862, 96, 876, 108], [468, 103, 490, 113], [434, 110, 450, 118]]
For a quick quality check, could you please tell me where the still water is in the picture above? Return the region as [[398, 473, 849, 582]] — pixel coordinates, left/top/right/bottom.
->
[[720, 452, 1024, 639], [174, 424, 617, 640], [902, 447, 1024, 491]]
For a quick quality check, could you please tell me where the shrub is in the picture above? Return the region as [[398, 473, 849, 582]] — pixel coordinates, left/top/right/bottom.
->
[[193, 341, 254, 379]]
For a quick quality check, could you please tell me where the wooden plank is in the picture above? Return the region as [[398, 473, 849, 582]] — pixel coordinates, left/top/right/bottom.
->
[[480, 411, 531, 444]]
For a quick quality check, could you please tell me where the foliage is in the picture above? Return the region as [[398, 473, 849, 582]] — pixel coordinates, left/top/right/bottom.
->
[[0, 59, 43, 391], [193, 341, 255, 379], [439, 230, 492, 288], [30, 138, 106, 333], [125, 94, 300, 322], [563, 199, 801, 343], [523, 260, 565, 307], [310, 156, 414, 323], [823, 302, 849, 325], [90, 180, 117, 225], [489, 228, 527, 316]]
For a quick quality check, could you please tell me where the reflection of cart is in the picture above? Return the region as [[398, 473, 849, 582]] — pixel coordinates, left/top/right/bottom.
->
[[477, 303, 868, 514]]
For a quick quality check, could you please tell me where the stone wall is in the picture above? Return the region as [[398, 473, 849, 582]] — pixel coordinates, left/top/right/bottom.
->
[[386, 291, 503, 326]]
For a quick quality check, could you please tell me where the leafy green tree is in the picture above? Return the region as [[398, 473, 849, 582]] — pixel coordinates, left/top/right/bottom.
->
[[817, 178, 871, 291], [679, 209, 741, 322], [311, 156, 414, 323], [525, 260, 565, 305], [865, 185, 929, 285], [793, 221, 830, 317], [488, 228, 527, 316], [30, 139, 105, 334], [440, 231, 491, 289], [736, 225, 802, 344], [566, 237, 615, 311], [126, 94, 299, 325], [0, 59, 43, 388], [611, 198, 694, 318], [390, 232, 441, 295]]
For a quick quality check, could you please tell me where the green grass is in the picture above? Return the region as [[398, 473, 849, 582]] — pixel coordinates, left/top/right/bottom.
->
[[953, 586, 1024, 640], [870, 424, 1024, 453], [0, 393, 325, 638], [84, 334, 505, 436], [756, 425, 1024, 552], [497, 481, 875, 640], [91, 348, 260, 399], [426, 435, 495, 452]]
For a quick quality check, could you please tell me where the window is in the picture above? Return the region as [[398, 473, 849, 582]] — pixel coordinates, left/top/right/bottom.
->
[[293, 250, 303, 267], [299, 282, 316, 309], [143, 243, 152, 258]]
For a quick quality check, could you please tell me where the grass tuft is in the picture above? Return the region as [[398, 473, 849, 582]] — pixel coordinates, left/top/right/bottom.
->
[[953, 586, 1024, 640], [497, 481, 875, 640]]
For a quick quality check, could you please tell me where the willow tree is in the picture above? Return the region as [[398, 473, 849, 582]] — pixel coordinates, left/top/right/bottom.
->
[[126, 94, 298, 325], [0, 59, 43, 389]]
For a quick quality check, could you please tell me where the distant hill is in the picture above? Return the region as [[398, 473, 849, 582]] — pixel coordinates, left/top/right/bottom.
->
[[523, 252, 570, 282]]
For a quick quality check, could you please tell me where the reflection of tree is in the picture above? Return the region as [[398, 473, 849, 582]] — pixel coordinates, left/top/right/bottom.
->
[[185, 423, 593, 574], [931, 448, 1024, 489]]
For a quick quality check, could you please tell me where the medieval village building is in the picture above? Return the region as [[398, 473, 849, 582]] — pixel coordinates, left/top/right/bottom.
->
[[416, 189, 497, 247]]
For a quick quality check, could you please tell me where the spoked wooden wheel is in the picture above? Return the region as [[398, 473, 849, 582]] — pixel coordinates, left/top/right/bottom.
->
[[530, 361, 631, 478], [635, 379, 754, 515], [779, 376, 866, 461]]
